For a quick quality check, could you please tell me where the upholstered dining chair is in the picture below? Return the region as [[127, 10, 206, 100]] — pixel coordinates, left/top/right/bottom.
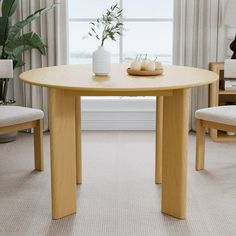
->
[[0, 106, 44, 170], [0, 59, 44, 171], [195, 105, 236, 170]]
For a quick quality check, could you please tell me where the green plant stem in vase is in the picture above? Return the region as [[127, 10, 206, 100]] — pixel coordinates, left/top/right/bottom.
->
[[88, 3, 123, 76], [88, 3, 123, 47]]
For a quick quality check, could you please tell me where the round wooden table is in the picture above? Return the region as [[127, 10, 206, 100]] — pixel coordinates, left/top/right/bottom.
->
[[20, 64, 218, 220]]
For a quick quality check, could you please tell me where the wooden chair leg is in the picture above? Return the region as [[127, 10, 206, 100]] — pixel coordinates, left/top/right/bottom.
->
[[196, 119, 205, 171], [34, 119, 44, 171]]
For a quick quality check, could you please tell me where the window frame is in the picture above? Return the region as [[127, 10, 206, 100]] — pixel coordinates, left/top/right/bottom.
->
[[68, 0, 173, 64]]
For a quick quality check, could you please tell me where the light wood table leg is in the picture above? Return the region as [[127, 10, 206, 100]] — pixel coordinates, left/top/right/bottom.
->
[[196, 119, 205, 170], [34, 119, 44, 171], [161, 89, 189, 219], [155, 96, 163, 184], [49, 88, 77, 220], [76, 97, 82, 184]]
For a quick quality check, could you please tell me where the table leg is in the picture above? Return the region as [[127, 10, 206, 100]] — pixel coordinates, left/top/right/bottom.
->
[[155, 96, 163, 184], [161, 89, 189, 219], [76, 97, 82, 184], [49, 88, 77, 219]]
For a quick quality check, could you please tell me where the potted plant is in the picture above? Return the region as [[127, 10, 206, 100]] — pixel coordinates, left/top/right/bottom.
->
[[0, 0, 55, 142], [88, 3, 123, 76], [0, 0, 55, 104]]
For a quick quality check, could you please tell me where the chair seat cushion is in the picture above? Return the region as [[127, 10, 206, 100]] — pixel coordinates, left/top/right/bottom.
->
[[195, 105, 236, 126], [0, 106, 44, 128]]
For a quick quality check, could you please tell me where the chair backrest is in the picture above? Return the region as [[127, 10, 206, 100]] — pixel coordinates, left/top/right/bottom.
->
[[0, 60, 13, 79]]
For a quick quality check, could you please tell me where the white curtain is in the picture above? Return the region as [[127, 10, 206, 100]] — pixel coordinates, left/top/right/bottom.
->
[[173, 0, 226, 130], [13, 0, 68, 130]]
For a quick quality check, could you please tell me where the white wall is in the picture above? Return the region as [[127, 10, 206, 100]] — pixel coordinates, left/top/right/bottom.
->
[[81, 97, 156, 130]]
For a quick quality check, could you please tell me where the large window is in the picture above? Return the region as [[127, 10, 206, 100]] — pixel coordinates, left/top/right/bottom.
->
[[68, 0, 173, 65], [68, 1, 174, 130]]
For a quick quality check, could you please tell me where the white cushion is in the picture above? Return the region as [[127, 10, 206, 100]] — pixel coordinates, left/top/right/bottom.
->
[[0, 106, 44, 128], [195, 105, 236, 126]]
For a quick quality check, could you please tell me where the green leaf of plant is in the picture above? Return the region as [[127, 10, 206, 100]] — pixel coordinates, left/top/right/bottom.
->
[[5, 32, 46, 58], [2, 0, 18, 17], [88, 3, 122, 46], [0, 17, 8, 46], [91, 28, 96, 34], [14, 58, 25, 68], [7, 4, 56, 41]]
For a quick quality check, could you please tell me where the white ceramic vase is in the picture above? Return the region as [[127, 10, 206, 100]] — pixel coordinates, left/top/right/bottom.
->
[[92, 46, 111, 76]]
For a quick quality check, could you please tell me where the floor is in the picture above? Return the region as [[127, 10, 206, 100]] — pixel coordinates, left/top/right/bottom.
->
[[0, 131, 236, 236]]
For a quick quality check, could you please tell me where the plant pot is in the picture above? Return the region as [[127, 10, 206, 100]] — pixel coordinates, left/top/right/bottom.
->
[[92, 46, 111, 76]]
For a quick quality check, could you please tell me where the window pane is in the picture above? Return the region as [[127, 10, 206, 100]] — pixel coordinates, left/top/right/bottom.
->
[[69, 0, 118, 19], [123, 0, 173, 19], [69, 22, 119, 64], [123, 22, 173, 64]]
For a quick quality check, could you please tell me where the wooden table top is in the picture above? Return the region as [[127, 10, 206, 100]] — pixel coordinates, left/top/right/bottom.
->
[[19, 64, 218, 93]]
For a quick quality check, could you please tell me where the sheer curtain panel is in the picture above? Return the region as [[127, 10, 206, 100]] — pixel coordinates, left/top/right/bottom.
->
[[173, 0, 226, 130], [13, 0, 68, 130]]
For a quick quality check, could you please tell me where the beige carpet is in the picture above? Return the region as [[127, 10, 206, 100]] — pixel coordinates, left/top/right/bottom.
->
[[0, 131, 236, 236]]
